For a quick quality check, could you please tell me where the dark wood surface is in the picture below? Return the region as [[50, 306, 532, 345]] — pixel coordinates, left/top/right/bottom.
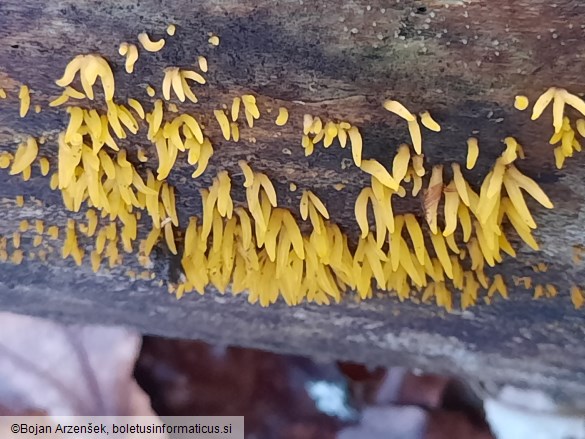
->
[[0, 0, 585, 405]]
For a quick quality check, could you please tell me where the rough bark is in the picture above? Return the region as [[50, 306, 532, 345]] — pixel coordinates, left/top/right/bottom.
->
[[0, 0, 585, 407]]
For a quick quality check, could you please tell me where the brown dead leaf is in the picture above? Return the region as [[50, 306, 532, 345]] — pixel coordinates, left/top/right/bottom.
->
[[423, 165, 443, 234]]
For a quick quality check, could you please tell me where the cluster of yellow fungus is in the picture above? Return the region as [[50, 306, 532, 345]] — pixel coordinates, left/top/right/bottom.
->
[[531, 87, 585, 168], [1, 25, 584, 311], [301, 115, 361, 165]]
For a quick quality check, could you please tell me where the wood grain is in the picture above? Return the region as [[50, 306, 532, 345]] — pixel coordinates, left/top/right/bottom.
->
[[0, 0, 585, 406]]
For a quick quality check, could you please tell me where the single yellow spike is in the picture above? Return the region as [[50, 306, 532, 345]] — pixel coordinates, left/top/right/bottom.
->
[[552, 89, 565, 133], [419, 111, 441, 132], [360, 160, 398, 190], [466, 137, 479, 169], [501, 137, 518, 165], [383, 100, 415, 121], [213, 109, 231, 140], [404, 214, 425, 265], [502, 174, 537, 229], [451, 163, 470, 206], [392, 144, 411, 183], [138, 32, 165, 52], [443, 181, 460, 237], [275, 107, 289, 126], [300, 191, 310, 221], [355, 188, 373, 238], [408, 118, 422, 154], [486, 158, 506, 199], [164, 222, 177, 255], [571, 285, 584, 309], [531, 87, 556, 120], [307, 191, 329, 219], [429, 231, 453, 279], [348, 126, 363, 167], [198, 56, 208, 73]]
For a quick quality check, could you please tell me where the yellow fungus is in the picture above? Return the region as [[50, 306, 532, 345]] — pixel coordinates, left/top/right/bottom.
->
[[34, 220, 44, 234], [208, 35, 220, 46], [354, 188, 372, 238], [275, 107, 289, 126], [0, 152, 13, 169], [238, 160, 254, 188], [182, 69, 206, 85], [383, 99, 415, 121], [166, 24, 176, 36], [55, 54, 114, 101], [39, 157, 50, 176], [487, 158, 506, 199], [13, 232, 21, 249], [429, 231, 453, 279], [451, 163, 470, 206], [127, 99, 145, 119], [0, 88, 6, 99], [404, 214, 425, 265], [531, 87, 556, 121], [231, 122, 240, 142], [308, 117, 322, 135], [19, 220, 29, 232], [466, 137, 479, 169], [19, 85, 30, 118], [348, 126, 363, 167], [443, 181, 459, 237], [91, 250, 101, 273], [307, 191, 330, 219], [558, 89, 585, 119], [138, 32, 165, 52], [391, 145, 411, 184], [118, 42, 128, 56], [163, 222, 177, 255], [11, 250, 24, 265], [123, 44, 139, 73], [571, 286, 584, 309], [16, 195, 24, 207], [0, 33, 574, 311], [47, 226, 59, 239], [198, 56, 208, 73], [488, 274, 508, 299], [420, 111, 441, 132], [231, 97, 241, 122], [10, 137, 38, 176], [303, 114, 313, 135], [64, 87, 85, 99], [408, 118, 422, 154], [49, 93, 69, 107], [501, 137, 518, 165], [214, 110, 231, 140], [514, 95, 529, 111], [506, 165, 553, 209], [146, 85, 156, 97], [360, 160, 398, 190]]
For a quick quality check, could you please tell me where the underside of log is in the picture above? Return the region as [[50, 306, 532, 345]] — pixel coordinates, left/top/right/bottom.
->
[[0, 0, 585, 407]]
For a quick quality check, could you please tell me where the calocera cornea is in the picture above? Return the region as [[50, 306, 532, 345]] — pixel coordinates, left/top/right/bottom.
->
[[1, 27, 576, 311]]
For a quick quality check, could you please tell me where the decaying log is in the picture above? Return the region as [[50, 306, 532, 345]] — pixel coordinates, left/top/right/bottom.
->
[[0, 0, 585, 407]]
